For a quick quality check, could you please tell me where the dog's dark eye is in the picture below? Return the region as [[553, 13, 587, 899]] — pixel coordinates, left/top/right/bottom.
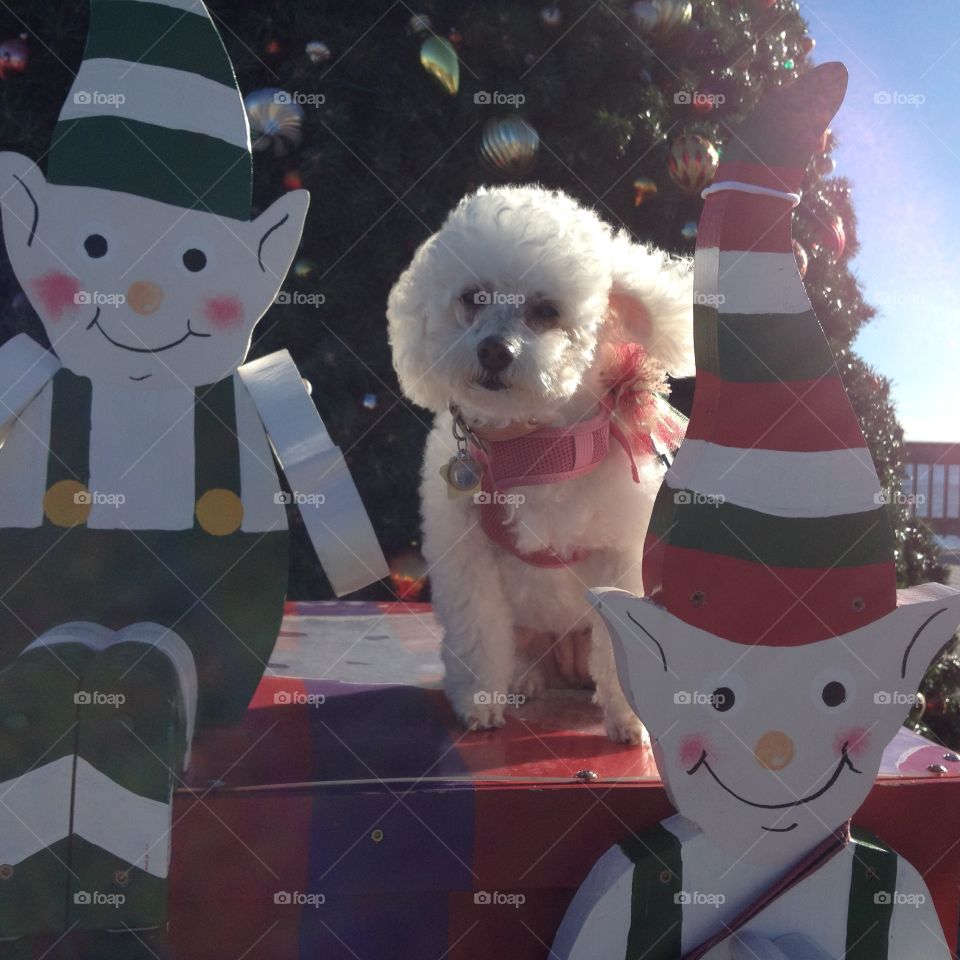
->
[[526, 301, 560, 330], [711, 687, 735, 712]]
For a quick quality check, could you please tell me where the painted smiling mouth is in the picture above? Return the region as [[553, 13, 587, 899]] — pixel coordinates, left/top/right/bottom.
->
[[686, 744, 861, 811], [86, 308, 211, 354]]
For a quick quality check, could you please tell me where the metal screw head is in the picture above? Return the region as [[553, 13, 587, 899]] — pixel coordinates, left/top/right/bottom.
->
[[928, 763, 949, 775], [0, 864, 13, 881], [690, 591, 706, 607], [370, 828, 384, 843], [113, 869, 130, 886], [574, 769, 599, 782], [943, 752, 960, 763]]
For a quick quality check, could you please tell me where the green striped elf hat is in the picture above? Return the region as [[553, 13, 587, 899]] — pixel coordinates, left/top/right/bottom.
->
[[643, 63, 898, 646], [47, 0, 251, 220]]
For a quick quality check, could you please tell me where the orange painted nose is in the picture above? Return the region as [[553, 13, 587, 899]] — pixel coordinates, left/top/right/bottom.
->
[[754, 731, 795, 771], [126, 281, 164, 316]]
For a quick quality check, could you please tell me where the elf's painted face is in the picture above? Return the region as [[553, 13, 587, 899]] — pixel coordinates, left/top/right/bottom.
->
[[0, 153, 309, 387], [593, 586, 960, 866]]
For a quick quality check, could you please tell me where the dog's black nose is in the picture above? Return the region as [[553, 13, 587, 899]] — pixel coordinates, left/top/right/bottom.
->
[[477, 336, 515, 373]]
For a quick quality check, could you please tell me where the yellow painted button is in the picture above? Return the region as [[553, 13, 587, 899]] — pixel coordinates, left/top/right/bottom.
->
[[43, 479, 92, 527], [196, 488, 243, 536]]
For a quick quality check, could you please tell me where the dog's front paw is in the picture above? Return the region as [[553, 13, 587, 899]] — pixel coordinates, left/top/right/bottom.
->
[[450, 689, 506, 731], [604, 712, 649, 747]]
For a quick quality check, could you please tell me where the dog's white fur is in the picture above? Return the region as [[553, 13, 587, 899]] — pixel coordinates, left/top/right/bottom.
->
[[387, 185, 693, 742]]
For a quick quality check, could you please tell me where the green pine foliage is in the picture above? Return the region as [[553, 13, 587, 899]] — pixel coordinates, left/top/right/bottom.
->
[[0, 0, 944, 601]]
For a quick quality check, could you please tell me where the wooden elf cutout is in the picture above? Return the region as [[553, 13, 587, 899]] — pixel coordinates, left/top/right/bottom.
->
[[553, 64, 960, 960], [0, 0, 386, 948]]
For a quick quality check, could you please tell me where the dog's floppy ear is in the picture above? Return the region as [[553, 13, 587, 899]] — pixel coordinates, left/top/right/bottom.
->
[[606, 232, 695, 378], [387, 234, 448, 413]]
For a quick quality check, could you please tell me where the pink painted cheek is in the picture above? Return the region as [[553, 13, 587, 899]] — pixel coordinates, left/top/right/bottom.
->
[[836, 727, 871, 760], [202, 295, 245, 330], [679, 734, 710, 770], [31, 272, 81, 322]]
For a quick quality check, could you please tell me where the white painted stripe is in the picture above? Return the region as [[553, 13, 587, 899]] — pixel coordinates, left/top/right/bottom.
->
[[235, 372, 287, 533], [0, 756, 74, 865], [0, 377, 51, 529], [101, 0, 210, 12], [694, 250, 811, 316], [701, 180, 800, 206], [667, 439, 882, 518], [116, 623, 198, 766], [61, 58, 250, 150], [74, 759, 171, 878]]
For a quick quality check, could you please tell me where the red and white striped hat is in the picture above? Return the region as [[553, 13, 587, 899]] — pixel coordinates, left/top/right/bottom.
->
[[643, 63, 898, 646]]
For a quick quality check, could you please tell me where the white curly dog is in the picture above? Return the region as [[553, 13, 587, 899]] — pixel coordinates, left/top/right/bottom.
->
[[388, 185, 693, 743]]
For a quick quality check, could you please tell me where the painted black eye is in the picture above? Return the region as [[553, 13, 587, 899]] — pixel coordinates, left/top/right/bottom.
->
[[822, 681, 846, 707], [183, 248, 207, 272], [711, 687, 735, 712], [84, 234, 108, 258]]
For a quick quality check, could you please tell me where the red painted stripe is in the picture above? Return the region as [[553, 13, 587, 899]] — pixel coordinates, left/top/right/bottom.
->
[[697, 193, 794, 253], [647, 543, 897, 645], [715, 161, 806, 193], [686, 372, 869, 452]]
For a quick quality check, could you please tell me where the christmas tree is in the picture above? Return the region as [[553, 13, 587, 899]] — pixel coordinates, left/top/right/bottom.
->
[[0, 0, 945, 605]]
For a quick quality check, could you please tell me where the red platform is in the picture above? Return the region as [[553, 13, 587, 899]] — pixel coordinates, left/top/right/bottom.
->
[[168, 602, 960, 959]]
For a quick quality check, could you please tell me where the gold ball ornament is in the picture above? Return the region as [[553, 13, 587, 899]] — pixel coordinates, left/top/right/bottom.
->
[[419, 35, 459, 95], [480, 116, 540, 178], [668, 133, 719, 195], [631, 0, 692, 34]]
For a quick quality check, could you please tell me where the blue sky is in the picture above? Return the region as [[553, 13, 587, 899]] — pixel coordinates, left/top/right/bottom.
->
[[804, 1, 960, 441]]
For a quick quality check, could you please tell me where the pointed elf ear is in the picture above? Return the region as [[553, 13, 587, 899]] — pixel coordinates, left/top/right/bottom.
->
[[0, 152, 47, 251], [890, 584, 960, 694], [250, 189, 310, 283]]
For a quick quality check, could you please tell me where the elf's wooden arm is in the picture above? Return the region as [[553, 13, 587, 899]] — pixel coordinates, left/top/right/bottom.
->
[[0, 334, 61, 442], [238, 349, 388, 597]]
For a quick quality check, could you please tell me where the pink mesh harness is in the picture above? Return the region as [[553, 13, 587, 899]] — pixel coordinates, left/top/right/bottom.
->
[[470, 350, 686, 567]]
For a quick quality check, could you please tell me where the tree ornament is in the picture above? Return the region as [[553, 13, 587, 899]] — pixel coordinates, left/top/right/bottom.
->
[[447, 27, 463, 48], [667, 133, 719, 195], [631, 0, 693, 34], [813, 152, 836, 176], [680, 220, 698, 241], [801, 35, 815, 55], [305, 40, 331, 64], [245, 88, 305, 157], [409, 13, 433, 36], [479, 116, 540, 177], [283, 170, 303, 190], [389, 551, 429, 600], [633, 177, 658, 206], [419, 35, 459, 95], [264, 37, 283, 57], [293, 258, 317, 279], [540, 5, 564, 29], [0, 34, 28, 80], [782, 57, 795, 70], [362, 393, 378, 411], [793, 238, 808, 278]]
